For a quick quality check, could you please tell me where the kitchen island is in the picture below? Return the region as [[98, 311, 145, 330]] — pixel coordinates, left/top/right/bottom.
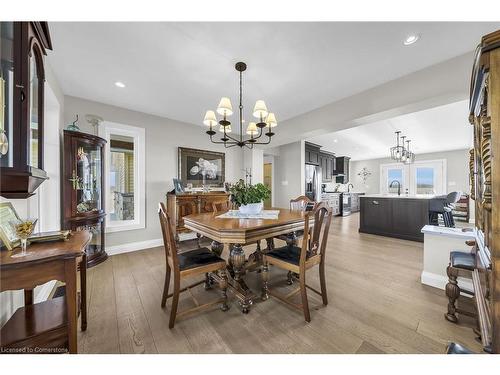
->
[[359, 194, 432, 242]]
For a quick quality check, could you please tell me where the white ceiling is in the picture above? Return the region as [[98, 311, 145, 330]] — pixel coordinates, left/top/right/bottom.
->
[[307, 100, 472, 161], [47, 22, 500, 129]]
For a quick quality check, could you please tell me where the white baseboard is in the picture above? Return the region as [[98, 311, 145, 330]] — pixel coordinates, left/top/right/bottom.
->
[[421, 271, 473, 296], [106, 232, 200, 256], [107, 238, 163, 256]]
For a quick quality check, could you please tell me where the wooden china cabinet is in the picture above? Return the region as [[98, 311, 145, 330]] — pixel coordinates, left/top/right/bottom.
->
[[0, 22, 52, 198], [61, 130, 107, 267]]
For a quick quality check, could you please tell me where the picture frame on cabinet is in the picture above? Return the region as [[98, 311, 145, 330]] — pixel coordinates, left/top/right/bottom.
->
[[173, 178, 184, 194], [0, 202, 21, 250]]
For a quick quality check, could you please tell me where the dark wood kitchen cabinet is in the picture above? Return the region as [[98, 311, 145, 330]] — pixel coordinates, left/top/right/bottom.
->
[[0, 22, 53, 198], [334, 156, 350, 184], [319, 151, 335, 182], [359, 196, 430, 242], [305, 142, 321, 165]]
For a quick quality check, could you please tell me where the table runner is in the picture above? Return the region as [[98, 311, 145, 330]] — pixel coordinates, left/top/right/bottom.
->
[[216, 210, 280, 220]]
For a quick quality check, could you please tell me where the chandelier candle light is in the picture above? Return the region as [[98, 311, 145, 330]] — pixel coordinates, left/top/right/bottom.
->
[[203, 62, 277, 148]]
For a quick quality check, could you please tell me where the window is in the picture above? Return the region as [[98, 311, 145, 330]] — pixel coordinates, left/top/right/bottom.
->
[[415, 167, 434, 195], [387, 168, 404, 194], [99, 122, 145, 232], [109, 135, 135, 221], [381, 159, 446, 196], [380, 164, 406, 195]]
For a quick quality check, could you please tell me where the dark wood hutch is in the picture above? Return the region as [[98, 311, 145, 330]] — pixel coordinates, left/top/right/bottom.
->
[[0, 22, 52, 198], [61, 130, 107, 267], [466, 29, 500, 353]]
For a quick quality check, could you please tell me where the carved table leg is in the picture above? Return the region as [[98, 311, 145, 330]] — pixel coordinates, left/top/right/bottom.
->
[[445, 265, 460, 323], [261, 260, 269, 301], [266, 238, 275, 252], [229, 243, 254, 314], [285, 231, 298, 246], [218, 269, 230, 312], [211, 240, 224, 257], [204, 272, 213, 290]]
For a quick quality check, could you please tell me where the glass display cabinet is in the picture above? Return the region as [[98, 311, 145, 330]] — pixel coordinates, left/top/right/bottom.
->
[[0, 22, 52, 198], [62, 130, 107, 267]]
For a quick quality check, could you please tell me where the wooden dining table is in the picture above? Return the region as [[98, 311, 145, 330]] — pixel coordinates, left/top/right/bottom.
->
[[183, 208, 309, 313]]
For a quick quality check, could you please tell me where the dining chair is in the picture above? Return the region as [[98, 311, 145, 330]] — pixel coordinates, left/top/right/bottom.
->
[[261, 202, 332, 322], [272, 195, 316, 284], [211, 198, 231, 213], [158, 203, 229, 328]]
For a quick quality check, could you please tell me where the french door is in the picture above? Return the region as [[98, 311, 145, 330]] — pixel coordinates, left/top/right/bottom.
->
[[380, 159, 446, 196]]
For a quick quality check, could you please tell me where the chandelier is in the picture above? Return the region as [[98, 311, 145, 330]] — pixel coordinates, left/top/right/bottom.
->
[[390, 131, 415, 164], [203, 62, 277, 149]]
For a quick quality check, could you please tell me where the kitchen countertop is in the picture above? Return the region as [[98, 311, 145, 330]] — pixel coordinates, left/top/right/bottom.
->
[[361, 194, 435, 199], [421, 224, 475, 240], [323, 191, 365, 194]]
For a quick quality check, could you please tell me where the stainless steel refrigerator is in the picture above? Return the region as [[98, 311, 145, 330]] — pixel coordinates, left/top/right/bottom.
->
[[305, 164, 322, 202]]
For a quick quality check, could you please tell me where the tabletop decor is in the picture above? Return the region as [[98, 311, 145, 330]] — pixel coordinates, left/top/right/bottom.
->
[[0, 202, 21, 250], [229, 179, 271, 214], [9, 218, 37, 257], [28, 230, 71, 244], [202, 61, 278, 149], [178, 147, 225, 188], [216, 209, 280, 220]]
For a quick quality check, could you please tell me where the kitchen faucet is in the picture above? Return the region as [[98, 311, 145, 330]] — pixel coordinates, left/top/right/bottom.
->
[[347, 183, 354, 192], [389, 180, 401, 196]]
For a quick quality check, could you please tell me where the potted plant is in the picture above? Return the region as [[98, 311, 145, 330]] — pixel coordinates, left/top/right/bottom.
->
[[229, 179, 271, 214]]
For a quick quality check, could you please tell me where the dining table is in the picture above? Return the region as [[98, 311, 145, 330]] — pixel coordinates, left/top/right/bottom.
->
[[183, 208, 309, 313]]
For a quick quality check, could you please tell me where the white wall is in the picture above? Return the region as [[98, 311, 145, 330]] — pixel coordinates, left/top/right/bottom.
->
[[349, 149, 471, 195], [63, 96, 244, 249], [272, 141, 305, 208], [243, 148, 264, 185]]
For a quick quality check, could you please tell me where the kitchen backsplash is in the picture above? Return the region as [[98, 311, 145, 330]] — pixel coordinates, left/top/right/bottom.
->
[[323, 182, 361, 192]]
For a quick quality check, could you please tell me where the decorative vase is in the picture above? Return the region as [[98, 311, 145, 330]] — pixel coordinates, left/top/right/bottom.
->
[[238, 202, 263, 215]]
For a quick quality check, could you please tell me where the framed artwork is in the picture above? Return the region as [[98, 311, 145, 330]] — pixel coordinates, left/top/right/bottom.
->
[[178, 147, 225, 187], [0, 202, 21, 250], [172, 178, 184, 194]]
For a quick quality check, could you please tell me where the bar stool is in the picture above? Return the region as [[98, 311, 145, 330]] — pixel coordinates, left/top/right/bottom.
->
[[445, 250, 476, 323], [429, 192, 461, 227]]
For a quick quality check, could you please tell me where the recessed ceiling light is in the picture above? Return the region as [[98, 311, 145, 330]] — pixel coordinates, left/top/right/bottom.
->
[[403, 34, 420, 46], [333, 139, 338, 143], [115, 81, 126, 88]]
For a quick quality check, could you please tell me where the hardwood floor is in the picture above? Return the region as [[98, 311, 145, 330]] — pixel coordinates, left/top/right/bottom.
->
[[78, 213, 481, 353]]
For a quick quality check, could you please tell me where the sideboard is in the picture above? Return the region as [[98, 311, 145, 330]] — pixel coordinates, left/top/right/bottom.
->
[[166, 192, 230, 241]]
